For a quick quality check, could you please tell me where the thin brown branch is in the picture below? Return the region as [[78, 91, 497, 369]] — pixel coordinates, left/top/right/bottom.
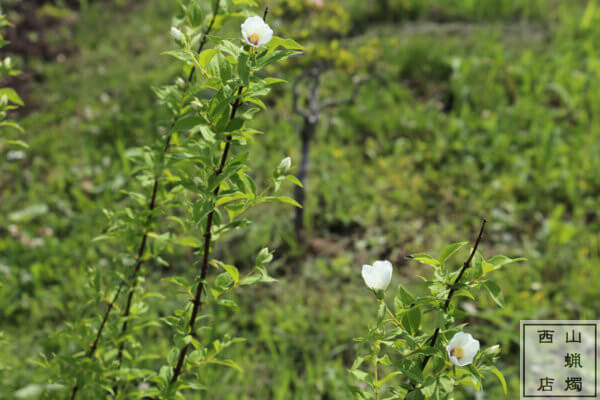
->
[[114, 0, 222, 370], [70, 2, 222, 398], [187, 0, 222, 82], [419, 218, 487, 371]]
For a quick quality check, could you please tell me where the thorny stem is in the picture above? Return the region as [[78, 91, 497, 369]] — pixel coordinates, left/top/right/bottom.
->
[[406, 218, 487, 397], [70, 3, 223, 399]]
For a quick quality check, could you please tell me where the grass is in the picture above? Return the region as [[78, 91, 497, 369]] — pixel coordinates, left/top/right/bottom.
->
[[2, 0, 600, 398]]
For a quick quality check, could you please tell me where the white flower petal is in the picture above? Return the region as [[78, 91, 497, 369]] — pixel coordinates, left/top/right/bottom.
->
[[447, 331, 480, 367], [361, 260, 393, 291], [241, 16, 273, 47]]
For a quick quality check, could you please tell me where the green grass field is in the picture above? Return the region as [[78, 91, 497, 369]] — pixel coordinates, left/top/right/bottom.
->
[[2, 0, 600, 398]]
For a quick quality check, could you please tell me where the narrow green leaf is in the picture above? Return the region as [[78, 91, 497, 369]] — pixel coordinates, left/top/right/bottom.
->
[[198, 48, 218, 68], [489, 366, 508, 395], [0, 88, 23, 105], [411, 254, 440, 268], [482, 280, 504, 307], [221, 264, 239, 284], [438, 242, 468, 264], [285, 175, 303, 187]]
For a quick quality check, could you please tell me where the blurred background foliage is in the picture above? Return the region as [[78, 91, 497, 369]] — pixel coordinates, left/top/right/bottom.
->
[[1, 0, 600, 398]]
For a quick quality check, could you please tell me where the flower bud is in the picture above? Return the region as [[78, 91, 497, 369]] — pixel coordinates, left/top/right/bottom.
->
[[256, 248, 273, 265], [361, 260, 392, 294], [170, 27, 183, 41], [278, 157, 292, 173]]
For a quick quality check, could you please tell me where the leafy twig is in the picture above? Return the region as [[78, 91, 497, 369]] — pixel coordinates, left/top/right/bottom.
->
[[114, 0, 223, 372], [421, 218, 486, 370], [69, 2, 222, 399], [169, 6, 270, 385], [406, 218, 487, 396]]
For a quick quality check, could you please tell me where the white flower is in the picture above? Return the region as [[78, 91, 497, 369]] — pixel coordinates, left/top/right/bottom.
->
[[170, 27, 183, 41], [446, 332, 480, 366], [241, 16, 273, 47], [361, 260, 393, 292], [279, 157, 292, 173]]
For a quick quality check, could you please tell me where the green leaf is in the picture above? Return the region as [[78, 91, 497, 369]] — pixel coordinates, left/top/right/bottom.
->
[[262, 196, 302, 208], [175, 236, 203, 248], [266, 36, 304, 51], [255, 50, 293, 69], [402, 306, 421, 335], [263, 77, 287, 86], [349, 368, 368, 382], [487, 255, 527, 269], [2, 139, 28, 147], [208, 52, 233, 81], [0, 88, 23, 106], [489, 366, 508, 395], [438, 242, 468, 264], [377, 371, 402, 387], [221, 264, 239, 284], [482, 280, 504, 307], [285, 175, 303, 187], [405, 391, 425, 400], [239, 274, 261, 286], [456, 376, 481, 390], [174, 116, 207, 131], [237, 52, 250, 85], [410, 254, 440, 268], [397, 285, 415, 306], [216, 192, 248, 206], [468, 251, 484, 280], [453, 289, 475, 300], [198, 48, 218, 69], [225, 117, 244, 132], [162, 49, 195, 65], [396, 359, 423, 384]]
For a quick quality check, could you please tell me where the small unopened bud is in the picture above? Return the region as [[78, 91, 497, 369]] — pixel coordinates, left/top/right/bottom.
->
[[192, 99, 204, 110], [170, 27, 183, 41], [175, 77, 185, 88], [256, 248, 273, 265], [278, 157, 292, 173]]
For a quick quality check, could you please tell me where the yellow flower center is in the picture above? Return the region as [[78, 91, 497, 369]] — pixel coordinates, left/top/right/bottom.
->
[[248, 33, 259, 45], [450, 347, 464, 359]]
